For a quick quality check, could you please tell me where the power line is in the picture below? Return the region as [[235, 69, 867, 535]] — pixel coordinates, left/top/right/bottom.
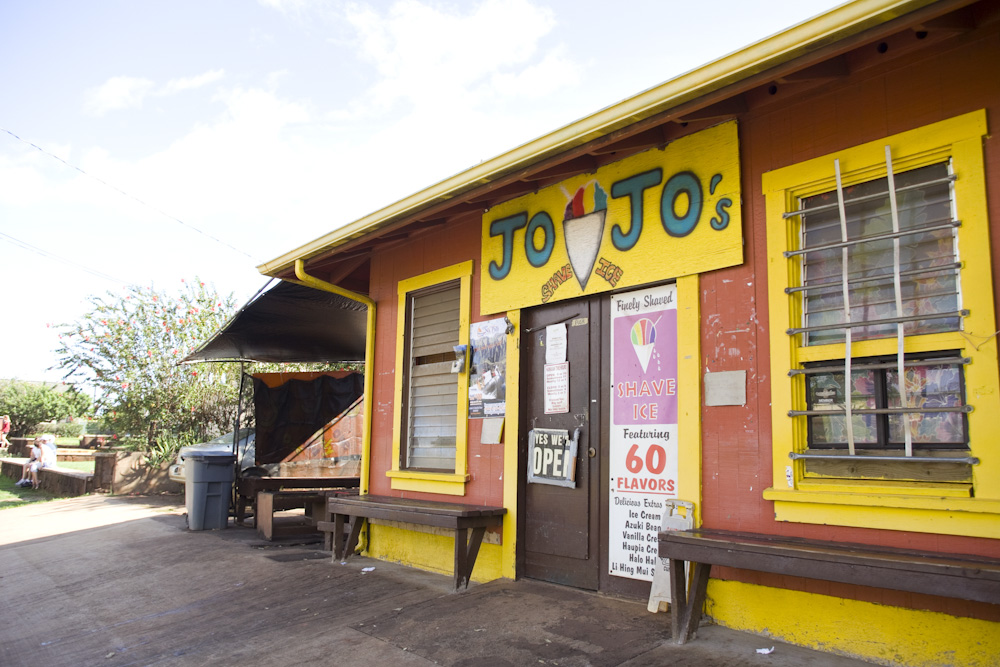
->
[[1, 127, 254, 259], [0, 231, 129, 285]]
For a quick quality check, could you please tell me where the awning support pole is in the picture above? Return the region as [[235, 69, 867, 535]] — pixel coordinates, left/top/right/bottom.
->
[[293, 259, 376, 495]]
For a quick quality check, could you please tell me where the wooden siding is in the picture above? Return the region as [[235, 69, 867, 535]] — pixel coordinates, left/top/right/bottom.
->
[[365, 215, 504, 506], [700, 15, 1000, 620]]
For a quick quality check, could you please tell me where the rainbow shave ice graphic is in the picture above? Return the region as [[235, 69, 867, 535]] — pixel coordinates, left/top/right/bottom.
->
[[562, 181, 608, 290], [630, 317, 657, 372]]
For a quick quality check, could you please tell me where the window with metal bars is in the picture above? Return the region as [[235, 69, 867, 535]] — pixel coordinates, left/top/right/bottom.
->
[[800, 353, 968, 451], [401, 282, 461, 471], [791, 162, 963, 346], [783, 155, 975, 474], [762, 111, 1000, 534]]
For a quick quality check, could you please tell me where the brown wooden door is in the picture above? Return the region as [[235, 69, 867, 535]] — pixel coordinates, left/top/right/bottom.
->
[[519, 297, 601, 590]]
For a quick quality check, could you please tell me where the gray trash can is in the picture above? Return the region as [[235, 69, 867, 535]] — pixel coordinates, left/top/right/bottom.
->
[[184, 453, 236, 530]]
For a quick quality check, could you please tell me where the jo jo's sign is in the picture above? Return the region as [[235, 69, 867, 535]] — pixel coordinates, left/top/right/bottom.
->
[[480, 121, 742, 314]]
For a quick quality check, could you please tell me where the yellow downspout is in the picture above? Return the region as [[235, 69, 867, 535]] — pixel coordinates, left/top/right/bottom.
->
[[293, 259, 376, 495]]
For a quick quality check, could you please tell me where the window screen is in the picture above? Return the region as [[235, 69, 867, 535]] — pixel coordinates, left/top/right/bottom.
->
[[403, 282, 460, 471]]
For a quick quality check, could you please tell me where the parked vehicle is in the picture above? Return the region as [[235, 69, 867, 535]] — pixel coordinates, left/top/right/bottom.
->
[[168, 429, 256, 484]]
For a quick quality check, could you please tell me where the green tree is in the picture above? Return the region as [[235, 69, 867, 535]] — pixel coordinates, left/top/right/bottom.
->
[[54, 279, 240, 450], [0, 380, 91, 437]]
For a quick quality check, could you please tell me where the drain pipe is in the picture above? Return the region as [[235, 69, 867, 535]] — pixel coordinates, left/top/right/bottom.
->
[[294, 259, 375, 495]]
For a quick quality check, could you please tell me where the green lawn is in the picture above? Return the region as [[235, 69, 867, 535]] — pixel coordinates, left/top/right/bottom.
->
[[0, 475, 71, 508], [57, 460, 96, 472]]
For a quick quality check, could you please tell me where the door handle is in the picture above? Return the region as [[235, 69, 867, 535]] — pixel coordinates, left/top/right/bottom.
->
[[588, 447, 597, 458]]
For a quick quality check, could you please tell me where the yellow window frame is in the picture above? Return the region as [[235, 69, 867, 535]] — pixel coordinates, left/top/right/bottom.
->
[[387, 260, 473, 496], [762, 110, 1000, 539]]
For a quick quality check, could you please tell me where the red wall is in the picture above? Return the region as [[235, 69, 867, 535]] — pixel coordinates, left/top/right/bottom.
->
[[698, 16, 1000, 619], [365, 215, 505, 507]]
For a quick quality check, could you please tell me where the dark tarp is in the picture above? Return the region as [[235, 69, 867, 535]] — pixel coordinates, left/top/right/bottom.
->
[[253, 373, 364, 463], [182, 280, 368, 364]]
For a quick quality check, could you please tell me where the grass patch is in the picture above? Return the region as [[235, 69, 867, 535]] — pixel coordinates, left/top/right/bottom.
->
[[0, 475, 71, 509], [56, 461, 95, 473]]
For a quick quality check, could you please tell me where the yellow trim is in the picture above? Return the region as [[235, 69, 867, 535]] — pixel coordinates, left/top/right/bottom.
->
[[676, 275, 703, 524], [367, 522, 503, 583], [290, 261, 376, 495], [389, 261, 473, 494], [501, 309, 521, 579], [707, 579, 1000, 667], [796, 478, 972, 497], [762, 110, 1000, 537], [260, 0, 945, 278]]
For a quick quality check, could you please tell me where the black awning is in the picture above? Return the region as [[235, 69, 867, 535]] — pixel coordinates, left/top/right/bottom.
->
[[182, 280, 368, 364]]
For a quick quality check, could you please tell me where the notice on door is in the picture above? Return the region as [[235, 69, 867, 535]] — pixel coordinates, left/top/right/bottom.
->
[[543, 362, 570, 414], [608, 284, 678, 581], [527, 428, 578, 487]]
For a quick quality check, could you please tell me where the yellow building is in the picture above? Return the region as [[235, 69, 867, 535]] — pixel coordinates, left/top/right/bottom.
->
[[258, 1, 1000, 664]]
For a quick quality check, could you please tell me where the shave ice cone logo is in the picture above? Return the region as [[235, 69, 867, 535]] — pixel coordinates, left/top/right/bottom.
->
[[630, 317, 658, 373], [562, 182, 608, 290]]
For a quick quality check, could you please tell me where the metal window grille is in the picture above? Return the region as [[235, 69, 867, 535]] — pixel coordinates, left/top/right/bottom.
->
[[783, 153, 971, 464]]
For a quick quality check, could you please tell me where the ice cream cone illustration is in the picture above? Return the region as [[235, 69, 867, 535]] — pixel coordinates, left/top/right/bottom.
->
[[630, 318, 658, 373], [562, 182, 608, 290]]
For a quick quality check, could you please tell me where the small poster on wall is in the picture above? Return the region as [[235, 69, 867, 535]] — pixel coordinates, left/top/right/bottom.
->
[[469, 317, 508, 418], [608, 283, 679, 582], [544, 362, 570, 414]]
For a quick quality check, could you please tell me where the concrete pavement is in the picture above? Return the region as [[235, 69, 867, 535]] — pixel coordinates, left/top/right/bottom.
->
[[0, 495, 875, 666]]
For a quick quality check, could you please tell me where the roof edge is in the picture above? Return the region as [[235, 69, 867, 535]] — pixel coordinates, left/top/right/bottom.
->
[[258, 0, 939, 278]]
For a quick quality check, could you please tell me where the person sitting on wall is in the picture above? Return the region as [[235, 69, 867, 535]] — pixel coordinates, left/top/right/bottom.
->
[[17, 437, 43, 488], [19, 434, 57, 490]]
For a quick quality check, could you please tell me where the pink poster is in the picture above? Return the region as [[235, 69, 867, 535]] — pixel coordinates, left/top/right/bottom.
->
[[612, 305, 678, 425], [609, 283, 678, 581]]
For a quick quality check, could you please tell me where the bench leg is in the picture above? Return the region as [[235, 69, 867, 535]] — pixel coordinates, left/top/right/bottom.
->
[[307, 498, 325, 526], [453, 526, 487, 590], [257, 492, 275, 541], [235, 494, 249, 526], [669, 559, 711, 644], [337, 515, 364, 561], [331, 513, 347, 558]]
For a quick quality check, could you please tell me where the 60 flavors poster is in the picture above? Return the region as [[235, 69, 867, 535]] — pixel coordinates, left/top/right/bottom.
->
[[608, 284, 678, 581]]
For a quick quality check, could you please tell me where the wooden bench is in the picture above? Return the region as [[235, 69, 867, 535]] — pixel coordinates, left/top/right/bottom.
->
[[235, 476, 360, 526], [320, 494, 506, 590], [255, 488, 359, 541], [0, 457, 95, 495], [658, 529, 1000, 644]]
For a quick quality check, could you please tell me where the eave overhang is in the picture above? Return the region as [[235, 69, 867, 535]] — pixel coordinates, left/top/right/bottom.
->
[[257, 0, 966, 279]]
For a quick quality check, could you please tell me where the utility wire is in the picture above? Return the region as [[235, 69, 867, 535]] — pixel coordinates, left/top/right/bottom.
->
[[1, 127, 254, 259], [0, 230, 129, 285]]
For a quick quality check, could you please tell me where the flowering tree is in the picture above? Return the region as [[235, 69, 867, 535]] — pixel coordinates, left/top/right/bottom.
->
[[53, 279, 240, 449]]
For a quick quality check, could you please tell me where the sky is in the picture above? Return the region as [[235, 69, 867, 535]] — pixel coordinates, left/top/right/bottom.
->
[[1, 0, 844, 385]]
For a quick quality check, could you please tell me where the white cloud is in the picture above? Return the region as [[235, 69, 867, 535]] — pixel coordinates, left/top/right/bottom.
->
[[83, 76, 154, 116], [489, 45, 579, 100], [162, 69, 226, 95], [257, 0, 318, 15], [83, 70, 226, 116], [344, 0, 571, 114]]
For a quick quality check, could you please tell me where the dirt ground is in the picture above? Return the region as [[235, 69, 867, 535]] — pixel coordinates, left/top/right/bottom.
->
[[0, 494, 875, 666]]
